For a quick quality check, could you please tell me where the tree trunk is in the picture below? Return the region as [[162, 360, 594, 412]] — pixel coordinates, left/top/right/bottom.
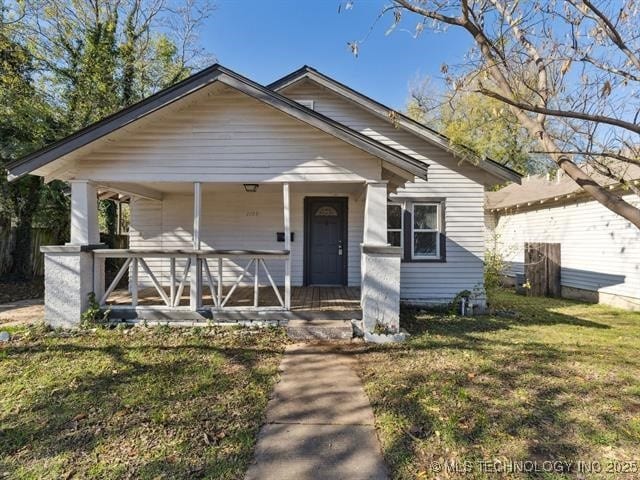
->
[[515, 111, 640, 229]]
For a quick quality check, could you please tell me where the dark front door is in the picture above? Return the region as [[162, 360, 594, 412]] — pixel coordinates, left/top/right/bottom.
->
[[305, 197, 347, 285]]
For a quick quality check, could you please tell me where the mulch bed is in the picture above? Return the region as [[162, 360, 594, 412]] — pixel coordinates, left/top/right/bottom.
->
[[0, 278, 44, 304]]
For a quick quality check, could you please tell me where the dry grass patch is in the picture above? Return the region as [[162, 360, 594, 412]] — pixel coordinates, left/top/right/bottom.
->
[[0, 324, 288, 479], [349, 290, 640, 479]]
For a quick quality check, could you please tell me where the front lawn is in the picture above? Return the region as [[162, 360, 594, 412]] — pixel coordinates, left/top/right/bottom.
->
[[0, 324, 288, 479], [351, 290, 640, 479]]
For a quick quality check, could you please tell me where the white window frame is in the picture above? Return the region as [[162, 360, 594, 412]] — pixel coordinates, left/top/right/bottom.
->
[[386, 202, 403, 250], [411, 202, 440, 259]]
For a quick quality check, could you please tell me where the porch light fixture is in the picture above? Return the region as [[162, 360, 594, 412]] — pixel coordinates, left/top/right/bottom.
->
[[243, 183, 259, 192]]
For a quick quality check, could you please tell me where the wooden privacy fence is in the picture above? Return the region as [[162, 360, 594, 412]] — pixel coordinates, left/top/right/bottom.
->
[[0, 227, 128, 278], [0, 227, 60, 277], [525, 242, 561, 297]]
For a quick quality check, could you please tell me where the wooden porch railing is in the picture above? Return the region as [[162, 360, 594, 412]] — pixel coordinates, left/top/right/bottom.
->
[[93, 249, 290, 311]]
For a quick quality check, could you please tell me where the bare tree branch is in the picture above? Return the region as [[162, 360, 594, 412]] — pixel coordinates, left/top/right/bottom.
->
[[476, 87, 640, 134], [380, 0, 640, 227], [577, 0, 640, 72]]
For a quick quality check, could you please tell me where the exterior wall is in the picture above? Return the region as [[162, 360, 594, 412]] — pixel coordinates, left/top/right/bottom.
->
[[129, 187, 365, 287], [282, 81, 488, 304], [392, 180, 486, 305], [71, 84, 381, 183], [492, 194, 640, 310]]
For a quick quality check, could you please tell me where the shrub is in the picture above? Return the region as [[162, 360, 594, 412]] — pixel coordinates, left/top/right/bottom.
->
[[81, 292, 110, 327], [484, 232, 507, 296]]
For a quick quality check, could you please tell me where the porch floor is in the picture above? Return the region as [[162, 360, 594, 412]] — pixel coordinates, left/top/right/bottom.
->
[[107, 286, 361, 312]]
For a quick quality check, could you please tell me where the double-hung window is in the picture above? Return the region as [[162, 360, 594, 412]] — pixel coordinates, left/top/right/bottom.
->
[[385, 200, 445, 261], [387, 203, 403, 248], [411, 203, 441, 259]]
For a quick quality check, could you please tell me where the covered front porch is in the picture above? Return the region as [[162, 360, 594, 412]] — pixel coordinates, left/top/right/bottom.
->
[[42, 179, 401, 333]]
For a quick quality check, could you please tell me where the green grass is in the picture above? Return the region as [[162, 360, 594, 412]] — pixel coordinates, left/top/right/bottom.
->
[[0, 324, 288, 479], [349, 290, 640, 479]]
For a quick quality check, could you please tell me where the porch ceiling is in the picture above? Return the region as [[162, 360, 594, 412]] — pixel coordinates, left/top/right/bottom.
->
[[110, 181, 369, 196]]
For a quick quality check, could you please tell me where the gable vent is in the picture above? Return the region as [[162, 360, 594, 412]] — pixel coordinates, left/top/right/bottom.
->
[[296, 99, 315, 110]]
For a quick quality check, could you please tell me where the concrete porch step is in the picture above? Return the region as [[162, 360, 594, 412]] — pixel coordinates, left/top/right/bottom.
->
[[285, 319, 354, 341]]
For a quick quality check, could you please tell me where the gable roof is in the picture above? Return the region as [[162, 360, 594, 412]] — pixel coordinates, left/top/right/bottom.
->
[[486, 162, 640, 211], [7, 64, 429, 181], [268, 65, 521, 184]]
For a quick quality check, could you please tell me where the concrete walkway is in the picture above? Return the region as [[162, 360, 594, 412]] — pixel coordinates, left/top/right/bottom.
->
[[245, 343, 388, 480]]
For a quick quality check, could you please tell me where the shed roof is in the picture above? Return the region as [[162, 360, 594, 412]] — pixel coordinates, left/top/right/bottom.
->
[[486, 162, 640, 211]]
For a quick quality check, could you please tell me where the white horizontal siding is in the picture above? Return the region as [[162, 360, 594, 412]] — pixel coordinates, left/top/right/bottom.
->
[[282, 81, 487, 304], [282, 81, 495, 185], [395, 185, 486, 303], [493, 195, 640, 301], [72, 84, 381, 183], [129, 188, 364, 288]]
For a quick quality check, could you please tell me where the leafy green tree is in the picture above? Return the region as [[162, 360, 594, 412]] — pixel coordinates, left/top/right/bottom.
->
[[408, 78, 544, 175], [1, 0, 214, 277], [28, 0, 213, 244], [0, 29, 62, 279]]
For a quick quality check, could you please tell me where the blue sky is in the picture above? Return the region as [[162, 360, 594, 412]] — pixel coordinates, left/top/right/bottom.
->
[[202, 0, 472, 109]]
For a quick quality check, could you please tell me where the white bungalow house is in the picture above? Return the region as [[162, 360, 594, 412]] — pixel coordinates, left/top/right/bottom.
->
[[7, 64, 520, 332]]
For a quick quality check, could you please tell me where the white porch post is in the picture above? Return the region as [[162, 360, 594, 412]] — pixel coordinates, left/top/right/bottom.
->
[[283, 183, 291, 310], [70, 180, 100, 245], [361, 180, 402, 333], [363, 181, 388, 245], [190, 182, 202, 310]]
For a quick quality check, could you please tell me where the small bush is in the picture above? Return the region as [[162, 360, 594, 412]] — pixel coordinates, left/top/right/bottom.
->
[[449, 289, 472, 314], [484, 232, 508, 300], [373, 322, 397, 335], [81, 293, 110, 327]]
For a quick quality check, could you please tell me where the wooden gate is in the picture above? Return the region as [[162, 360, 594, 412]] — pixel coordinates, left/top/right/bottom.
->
[[524, 243, 561, 297]]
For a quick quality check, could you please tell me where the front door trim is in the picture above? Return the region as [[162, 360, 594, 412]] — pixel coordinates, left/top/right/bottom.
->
[[304, 196, 348, 286]]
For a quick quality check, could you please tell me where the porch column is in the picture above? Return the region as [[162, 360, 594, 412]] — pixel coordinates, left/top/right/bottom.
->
[[69, 180, 99, 245], [190, 182, 202, 310], [283, 183, 291, 310], [44, 180, 101, 327], [361, 180, 402, 333], [363, 181, 388, 245]]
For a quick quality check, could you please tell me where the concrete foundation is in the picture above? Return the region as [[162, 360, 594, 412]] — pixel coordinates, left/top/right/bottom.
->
[[41, 245, 102, 328], [503, 274, 640, 311], [562, 285, 640, 311], [360, 245, 402, 332]]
